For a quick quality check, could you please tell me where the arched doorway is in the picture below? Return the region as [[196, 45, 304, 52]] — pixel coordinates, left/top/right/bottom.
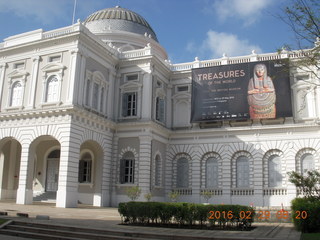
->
[[0, 138, 22, 201]]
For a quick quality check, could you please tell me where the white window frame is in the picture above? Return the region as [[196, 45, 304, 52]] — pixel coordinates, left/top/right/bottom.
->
[[124, 73, 139, 82], [268, 155, 282, 188], [301, 153, 315, 176], [48, 54, 62, 63], [176, 157, 189, 188], [41, 63, 65, 107], [236, 156, 250, 188], [45, 75, 59, 103], [206, 157, 219, 188]]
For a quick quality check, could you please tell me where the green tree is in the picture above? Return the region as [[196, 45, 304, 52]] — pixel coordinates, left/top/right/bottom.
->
[[288, 170, 320, 199], [279, 0, 320, 78]]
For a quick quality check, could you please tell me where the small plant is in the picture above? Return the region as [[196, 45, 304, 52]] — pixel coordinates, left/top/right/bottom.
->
[[144, 192, 152, 201], [168, 191, 180, 202], [201, 190, 214, 203], [125, 186, 141, 201]]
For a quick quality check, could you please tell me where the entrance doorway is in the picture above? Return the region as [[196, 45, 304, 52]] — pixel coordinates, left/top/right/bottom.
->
[[46, 150, 60, 192]]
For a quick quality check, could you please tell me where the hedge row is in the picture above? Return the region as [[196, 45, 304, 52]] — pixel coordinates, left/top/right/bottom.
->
[[291, 197, 320, 233], [118, 202, 255, 229]]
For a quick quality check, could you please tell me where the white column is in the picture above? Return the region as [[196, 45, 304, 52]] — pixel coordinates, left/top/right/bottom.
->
[[110, 136, 118, 207], [95, 135, 113, 207], [0, 63, 7, 111], [138, 135, 152, 199], [27, 56, 41, 109], [141, 72, 152, 120], [56, 131, 80, 208], [16, 142, 34, 205]]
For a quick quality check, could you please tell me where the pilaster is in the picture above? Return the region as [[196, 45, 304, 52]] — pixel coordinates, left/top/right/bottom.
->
[[138, 135, 152, 197], [56, 132, 80, 208], [0, 63, 7, 111], [27, 56, 41, 109], [141, 72, 152, 120]]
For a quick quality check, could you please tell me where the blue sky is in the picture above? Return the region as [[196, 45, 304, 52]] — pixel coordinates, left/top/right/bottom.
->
[[0, 0, 304, 63]]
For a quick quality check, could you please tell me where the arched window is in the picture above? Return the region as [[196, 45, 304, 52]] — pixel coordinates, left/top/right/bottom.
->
[[155, 155, 161, 186], [46, 76, 59, 102], [301, 153, 315, 176], [177, 157, 189, 188], [79, 152, 93, 183], [206, 157, 218, 188], [236, 156, 249, 188], [268, 155, 282, 187], [10, 81, 23, 106], [120, 152, 135, 184]]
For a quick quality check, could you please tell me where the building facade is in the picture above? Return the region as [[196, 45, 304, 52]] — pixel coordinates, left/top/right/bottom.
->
[[0, 6, 319, 208]]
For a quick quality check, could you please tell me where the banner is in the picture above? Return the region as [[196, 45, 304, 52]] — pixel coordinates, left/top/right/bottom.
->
[[191, 60, 292, 122]]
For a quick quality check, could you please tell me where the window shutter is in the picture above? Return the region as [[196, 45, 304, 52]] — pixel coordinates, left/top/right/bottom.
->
[[122, 94, 128, 117], [120, 159, 125, 183]]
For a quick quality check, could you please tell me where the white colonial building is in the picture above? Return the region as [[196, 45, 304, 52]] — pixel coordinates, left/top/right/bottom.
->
[[0, 6, 319, 208]]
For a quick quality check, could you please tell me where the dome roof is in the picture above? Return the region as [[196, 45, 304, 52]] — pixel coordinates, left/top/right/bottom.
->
[[84, 6, 158, 42]]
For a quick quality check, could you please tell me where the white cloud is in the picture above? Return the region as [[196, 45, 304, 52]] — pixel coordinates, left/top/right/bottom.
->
[[200, 30, 262, 58], [210, 0, 273, 26]]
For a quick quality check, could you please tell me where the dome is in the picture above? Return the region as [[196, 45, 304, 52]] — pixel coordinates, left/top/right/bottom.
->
[[84, 6, 158, 42]]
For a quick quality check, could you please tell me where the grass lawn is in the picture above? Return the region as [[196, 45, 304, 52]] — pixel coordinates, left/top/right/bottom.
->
[[301, 233, 320, 240]]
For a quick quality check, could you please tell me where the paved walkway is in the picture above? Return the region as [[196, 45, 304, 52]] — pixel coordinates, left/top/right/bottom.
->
[[0, 201, 301, 240]]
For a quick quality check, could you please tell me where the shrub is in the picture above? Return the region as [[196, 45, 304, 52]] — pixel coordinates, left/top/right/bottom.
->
[[144, 192, 152, 201], [291, 197, 320, 233], [168, 191, 180, 202], [118, 201, 255, 229], [201, 190, 214, 202], [125, 186, 141, 201]]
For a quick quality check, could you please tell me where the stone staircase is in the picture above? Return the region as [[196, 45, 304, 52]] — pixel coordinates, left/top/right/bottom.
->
[[0, 221, 168, 240], [33, 192, 56, 203]]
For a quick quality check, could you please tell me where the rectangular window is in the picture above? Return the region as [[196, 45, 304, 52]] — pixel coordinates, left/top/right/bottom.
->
[[122, 92, 137, 117], [125, 74, 139, 82], [120, 159, 134, 184], [79, 160, 92, 183], [49, 55, 61, 62], [14, 62, 24, 69], [156, 97, 165, 123], [85, 80, 91, 106], [295, 74, 309, 81], [177, 86, 189, 92]]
